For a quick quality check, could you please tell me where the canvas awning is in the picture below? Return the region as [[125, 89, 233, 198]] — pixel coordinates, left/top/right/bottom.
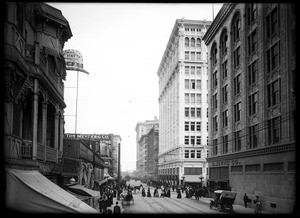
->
[[65, 190, 91, 202], [67, 184, 100, 198], [5, 168, 99, 213]]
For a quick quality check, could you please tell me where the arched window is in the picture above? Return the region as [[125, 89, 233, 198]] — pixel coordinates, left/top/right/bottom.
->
[[232, 12, 241, 42], [196, 38, 201, 48], [220, 29, 228, 56], [191, 38, 195, 47], [211, 43, 218, 66], [185, 37, 189, 47]]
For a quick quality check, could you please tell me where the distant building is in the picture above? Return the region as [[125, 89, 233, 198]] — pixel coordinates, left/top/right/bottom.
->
[[157, 19, 211, 187], [135, 117, 159, 174], [146, 125, 159, 180], [111, 134, 122, 178], [203, 3, 296, 213]]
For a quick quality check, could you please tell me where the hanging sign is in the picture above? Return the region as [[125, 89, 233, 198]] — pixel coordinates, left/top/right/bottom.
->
[[63, 49, 89, 74]]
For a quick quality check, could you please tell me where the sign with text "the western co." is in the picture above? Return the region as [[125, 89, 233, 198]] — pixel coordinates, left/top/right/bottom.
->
[[64, 133, 111, 142]]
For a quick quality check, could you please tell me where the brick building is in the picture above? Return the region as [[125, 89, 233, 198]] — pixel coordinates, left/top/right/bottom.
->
[[203, 3, 296, 213]]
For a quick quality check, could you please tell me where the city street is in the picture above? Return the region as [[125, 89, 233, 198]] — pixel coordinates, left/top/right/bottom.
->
[[120, 180, 224, 214]]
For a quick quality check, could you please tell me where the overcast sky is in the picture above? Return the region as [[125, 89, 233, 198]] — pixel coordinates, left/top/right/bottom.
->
[[47, 2, 223, 172]]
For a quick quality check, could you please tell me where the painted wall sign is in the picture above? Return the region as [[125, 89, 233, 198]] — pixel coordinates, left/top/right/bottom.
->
[[211, 159, 241, 167], [63, 49, 89, 74]]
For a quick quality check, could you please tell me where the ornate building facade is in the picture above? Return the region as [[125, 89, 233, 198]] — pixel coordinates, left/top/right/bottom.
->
[[4, 2, 72, 183], [203, 3, 296, 213], [157, 19, 212, 186]]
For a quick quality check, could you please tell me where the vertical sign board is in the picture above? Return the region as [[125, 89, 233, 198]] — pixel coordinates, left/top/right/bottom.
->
[[63, 49, 89, 74]]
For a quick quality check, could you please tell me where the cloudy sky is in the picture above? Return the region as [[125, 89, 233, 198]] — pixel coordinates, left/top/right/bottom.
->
[[47, 2, 223, 172]]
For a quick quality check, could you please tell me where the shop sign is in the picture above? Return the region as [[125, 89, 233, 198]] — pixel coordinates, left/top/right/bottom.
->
[[211, 159, 241, 167], [65, 133, 111, 142], [63, 49, 89, 74]]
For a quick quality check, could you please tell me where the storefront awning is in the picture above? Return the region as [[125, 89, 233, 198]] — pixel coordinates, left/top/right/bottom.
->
[[65, 190, 91, 202], [5, 168, 99, 213], [95, 178, 107, 185], [67, 184, 100, 198]]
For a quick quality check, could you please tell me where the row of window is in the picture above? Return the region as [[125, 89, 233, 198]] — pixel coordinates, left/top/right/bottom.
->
[[184, 135, 201, 146], [211, 115, 281, 155], [158, 166, 204, 176], [185, 37, 202, 48], [231, 161, 295, 173], [185, 51, 201, 61], [184, 66, 202, 76], [184, 107, 201, 118], [184, 121, 201, 131], [184, 93, 202, 104], [185, 28, 202, 32], [184, 150, 202, 159], [184, 79, 201, 90]]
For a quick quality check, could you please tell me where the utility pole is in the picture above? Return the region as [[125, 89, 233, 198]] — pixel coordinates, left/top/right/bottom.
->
[[117, 143, 121, 200]]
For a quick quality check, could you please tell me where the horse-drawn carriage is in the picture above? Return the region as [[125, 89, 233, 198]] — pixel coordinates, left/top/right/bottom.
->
[[121, 191, 134, 205], [209, 190, 237, 212]]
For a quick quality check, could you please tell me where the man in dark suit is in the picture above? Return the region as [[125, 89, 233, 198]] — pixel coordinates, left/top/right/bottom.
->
[[113, 201, 121, 214]]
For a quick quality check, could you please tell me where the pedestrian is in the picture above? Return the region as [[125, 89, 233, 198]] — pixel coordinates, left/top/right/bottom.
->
[[166, 187, 171, 198], [147, 187, 152, 197], [153, 187, 159, 198], [172, 185, 175, 192], [243, 193, 249, 208], [177, 188, 182, 199], [141, 188, 146, 197], [254, 196, 262, 214], [113, 201, 121, 214]]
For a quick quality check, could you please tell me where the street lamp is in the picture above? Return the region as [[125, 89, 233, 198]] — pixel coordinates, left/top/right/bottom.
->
[[199, 175, 204, 188]]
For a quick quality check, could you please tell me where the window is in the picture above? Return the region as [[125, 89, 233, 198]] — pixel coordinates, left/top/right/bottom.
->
[[185, 37, 189, 47], [191, 80, 195, 89], [245, 164, 260, 172], [248, 60, 257, 86], [191, 108, 195, 117], [263, 162, 283, 172], [213, 116, 218, 132], [222, 85, 228, 104], [267, 42, 280, 72], [185, 52, 189, 60], [191, 52, 195, 60], [185, 107, 189, 117], [212, 139, 218, 155], [213, 93, 218, 110], [196, 122, 201, 131], [234, 74, 241, 95], [221, 31, 228, 55], [233, 46, 241, 68], [190, 94, 195, 103], [234, 102, 241, 122], [266, 6, 279, 38], [247, 3, 257, 25], [248, 29, 257, 55], [222, 135, 228, 154], [191, 66, 195, 75], [231, 165, 243, 172], [249, 125, 258, 148], [196, 67, 201, 75], [190, 122, 195, 131], [185, 149, 189, 158], [185, 66, 189, 75], [185, 93, 189, 103], [191, 150, 195, 158], [268, 116, 281, 145], [212, 45, 218, 66], [267, 79, 280, 107], [185, 122, 189, 131], [196, 38, 201, 48], [196, 94, 201, 103], [233, 130, 241, 152], [191, 38, 195, 47], [196, 80, 201, 89], [196, 52, 201, 60], [185, 79, 189, 89], [249, 92, 258, 116], [196, 108, 201, 118], [184, 167, 202, 175], [222, 110, 228, 128], [185, 136, 189, 145], [196, 150, 201, 158], [191, 136, 195, 145], [233, 16, 241, 42], [212, 71, 218, 88], [222, 60, 228, 80]]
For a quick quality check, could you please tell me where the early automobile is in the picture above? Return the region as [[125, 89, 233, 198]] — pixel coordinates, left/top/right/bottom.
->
[[209, 190, 237, 212]]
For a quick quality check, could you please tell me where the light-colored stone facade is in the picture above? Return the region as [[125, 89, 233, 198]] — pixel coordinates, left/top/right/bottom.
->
[[157, 19, 212, 186], [203, 3, 296, 213]]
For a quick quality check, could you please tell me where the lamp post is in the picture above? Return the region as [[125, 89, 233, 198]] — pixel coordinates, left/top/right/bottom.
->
[[117, 143, 121, 200], [199, 175, 204, 188]]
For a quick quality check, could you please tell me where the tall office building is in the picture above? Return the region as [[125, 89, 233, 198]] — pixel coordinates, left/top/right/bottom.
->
[[135, 117, 159, 174], [157, 19, 212, 186], [203, 3, 296, 213]]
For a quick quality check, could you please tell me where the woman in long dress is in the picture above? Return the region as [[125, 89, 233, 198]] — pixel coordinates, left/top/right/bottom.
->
[[147, 187, 152, 197]]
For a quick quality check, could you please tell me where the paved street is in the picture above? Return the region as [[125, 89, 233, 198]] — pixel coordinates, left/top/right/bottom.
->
[[107, 180, 262, 214]]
